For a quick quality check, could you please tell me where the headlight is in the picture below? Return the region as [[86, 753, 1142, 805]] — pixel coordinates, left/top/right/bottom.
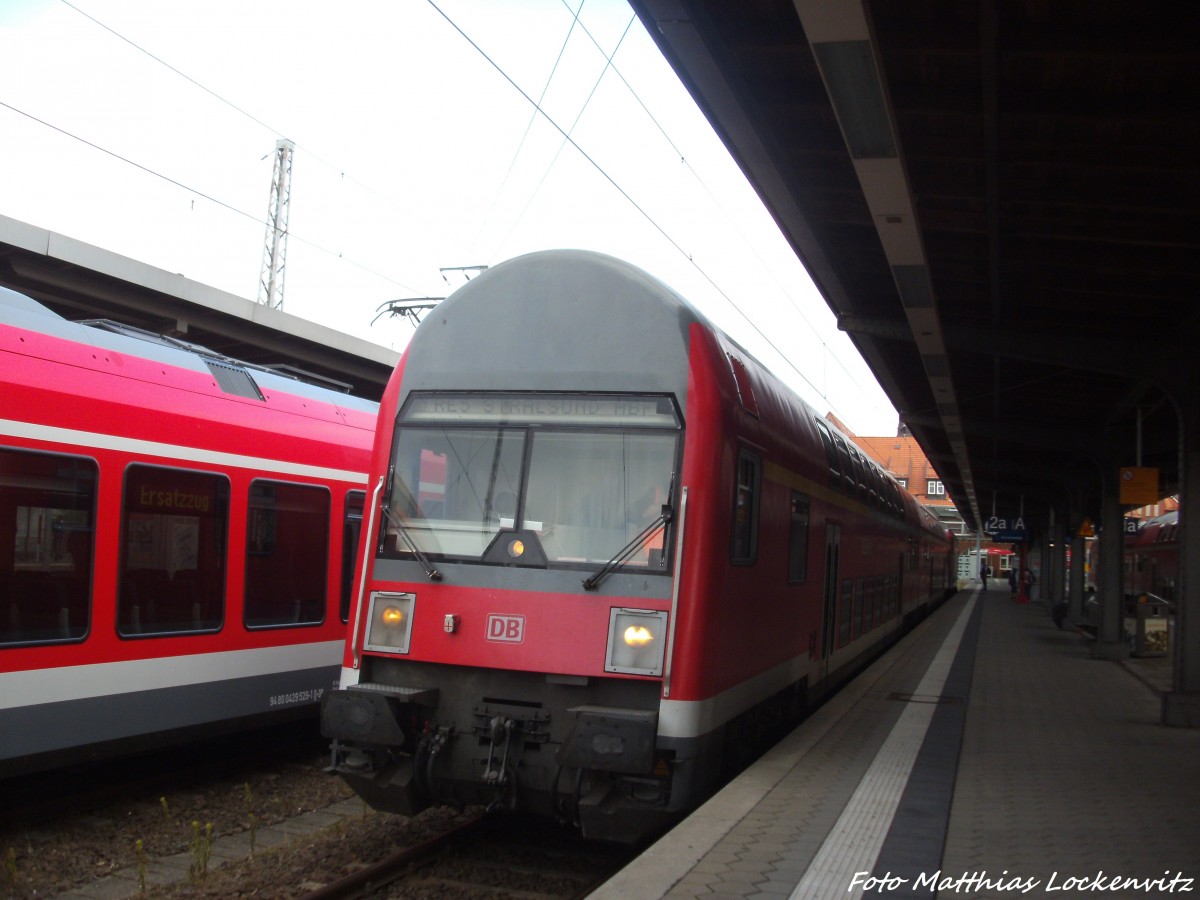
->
[[364, 591, 415, 654], [605, 608, 668, 675]]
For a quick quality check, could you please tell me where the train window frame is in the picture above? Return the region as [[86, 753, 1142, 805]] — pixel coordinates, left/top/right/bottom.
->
[[244, 479, 332, 630], [381, 392, 683, 576], [1, 446, 97, 647], [117, 463, 229, 638], [731, 448, 761, 565], [787, 492, 810, 584]]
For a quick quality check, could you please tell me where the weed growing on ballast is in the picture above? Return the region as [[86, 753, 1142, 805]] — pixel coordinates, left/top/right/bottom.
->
[[243, 783, 259, 858], [135, 839, 147, 894], [188, 820, 213, 883], [4, 846, 17, 895]]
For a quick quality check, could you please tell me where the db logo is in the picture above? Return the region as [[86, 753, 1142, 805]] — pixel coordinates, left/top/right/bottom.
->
[[486, 614, 525, 643]]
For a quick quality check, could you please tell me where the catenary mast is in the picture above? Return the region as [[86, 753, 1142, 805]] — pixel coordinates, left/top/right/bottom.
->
[[257, 138, 294, 310]]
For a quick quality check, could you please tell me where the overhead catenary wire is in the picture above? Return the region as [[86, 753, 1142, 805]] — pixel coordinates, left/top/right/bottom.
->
[[30, 1, 888, 427], [0, 97, 424, 297], [560, 0, 848, 377], [57, 0, 387, 204], [471, 0, 589, 255], [52, 0, 425, 296], [487, 10, 639, 256], [424, 0, 859, 413]]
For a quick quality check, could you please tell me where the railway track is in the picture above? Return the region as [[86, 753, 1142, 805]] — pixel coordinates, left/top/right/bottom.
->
[[300, 811, 636, 900], [0, 723, 354, 899], [4, 739, 633, 900], [1, 720, 329, 827]]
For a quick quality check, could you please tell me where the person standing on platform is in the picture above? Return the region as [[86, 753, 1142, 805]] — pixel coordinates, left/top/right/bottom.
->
[[1008, 567, 1018, 597], [980, 560, 989, 590]]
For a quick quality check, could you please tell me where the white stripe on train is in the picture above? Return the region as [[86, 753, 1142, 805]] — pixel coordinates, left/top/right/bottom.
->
[[1, 417, 368, 484], [1, 640, 344, 710]]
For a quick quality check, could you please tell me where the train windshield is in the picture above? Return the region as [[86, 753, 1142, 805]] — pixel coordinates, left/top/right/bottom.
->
[[381, 393, 680, 571]]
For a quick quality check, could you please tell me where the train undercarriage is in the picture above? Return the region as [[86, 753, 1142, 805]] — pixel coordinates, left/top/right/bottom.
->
[[321, 663, 683, 843]]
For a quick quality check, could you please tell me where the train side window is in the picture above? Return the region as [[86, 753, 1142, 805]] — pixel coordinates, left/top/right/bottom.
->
[[814, 419, 841, 489], [787, 492, 810, 583], [838, 577, 853, 646], [726, 353, 760, 417], [245, 480, 331, 629], [340, 490, 365, 623], [1, 447, 95, 646], [852, 451, 870, 503], [867, 465, 882, 507], [852, 576, 864, 638], [731, 449, 761, 564], [833, 436, 854, 495], [118, 465, 227, 637]]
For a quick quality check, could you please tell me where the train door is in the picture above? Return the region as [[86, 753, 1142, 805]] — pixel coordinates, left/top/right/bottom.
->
[[339, 490, 365, 622], [821, 523, 840, 671]]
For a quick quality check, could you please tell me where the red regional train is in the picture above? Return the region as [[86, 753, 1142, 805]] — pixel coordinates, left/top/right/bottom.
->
[[321, 251, 956, 842], [1123, 510, 1178, 606], [1080, 509, 1179, 603], [1, 285, 376, 777]]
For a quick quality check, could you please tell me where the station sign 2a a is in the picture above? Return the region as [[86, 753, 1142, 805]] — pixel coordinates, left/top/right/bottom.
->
[[986, 515, 1028, 542]]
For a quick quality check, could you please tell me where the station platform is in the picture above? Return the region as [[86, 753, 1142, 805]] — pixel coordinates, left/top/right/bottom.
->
[[591, 587, 1200, 898]]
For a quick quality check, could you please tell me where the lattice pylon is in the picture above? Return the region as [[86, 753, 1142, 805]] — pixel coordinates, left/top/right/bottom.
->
[[257, 139, 295, 309]]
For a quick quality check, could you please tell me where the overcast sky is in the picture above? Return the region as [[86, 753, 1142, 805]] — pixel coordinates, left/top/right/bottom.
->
[[0, 0, 902, 436]]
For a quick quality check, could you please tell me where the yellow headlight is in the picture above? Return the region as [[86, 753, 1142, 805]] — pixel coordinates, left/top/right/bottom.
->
[[507, 539, 525, 558], [606, 608, 668, 676], [365, 591, 416, 654], [624, 625, 654, 646]]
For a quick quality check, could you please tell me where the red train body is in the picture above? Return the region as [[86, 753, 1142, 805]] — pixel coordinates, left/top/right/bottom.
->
[[1081, 510, 1179, 604], [1123, 510, 1178, 605], [1, 286, 376, 776], [322, 251, 956, 842]]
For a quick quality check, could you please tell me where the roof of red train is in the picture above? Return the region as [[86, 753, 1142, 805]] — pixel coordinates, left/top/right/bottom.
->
[[2, 284, 378, 417], [392, 250, 933, 536]]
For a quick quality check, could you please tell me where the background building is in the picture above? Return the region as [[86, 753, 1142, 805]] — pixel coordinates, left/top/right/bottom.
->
[[829, 414, 964, 535], [831, 414, 1019, 584]]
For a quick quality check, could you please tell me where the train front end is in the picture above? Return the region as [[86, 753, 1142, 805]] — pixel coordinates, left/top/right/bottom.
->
[[322, 252, 698, 842]]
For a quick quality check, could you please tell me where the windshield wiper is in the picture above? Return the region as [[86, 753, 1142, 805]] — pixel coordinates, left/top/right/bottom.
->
[[582, 481, 674, 591], [380, 503, 443, 581]]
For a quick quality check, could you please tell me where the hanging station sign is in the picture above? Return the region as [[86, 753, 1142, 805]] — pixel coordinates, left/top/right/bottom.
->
[[985, 514, 1029, 543], [1118, 467, 1159, 506]]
